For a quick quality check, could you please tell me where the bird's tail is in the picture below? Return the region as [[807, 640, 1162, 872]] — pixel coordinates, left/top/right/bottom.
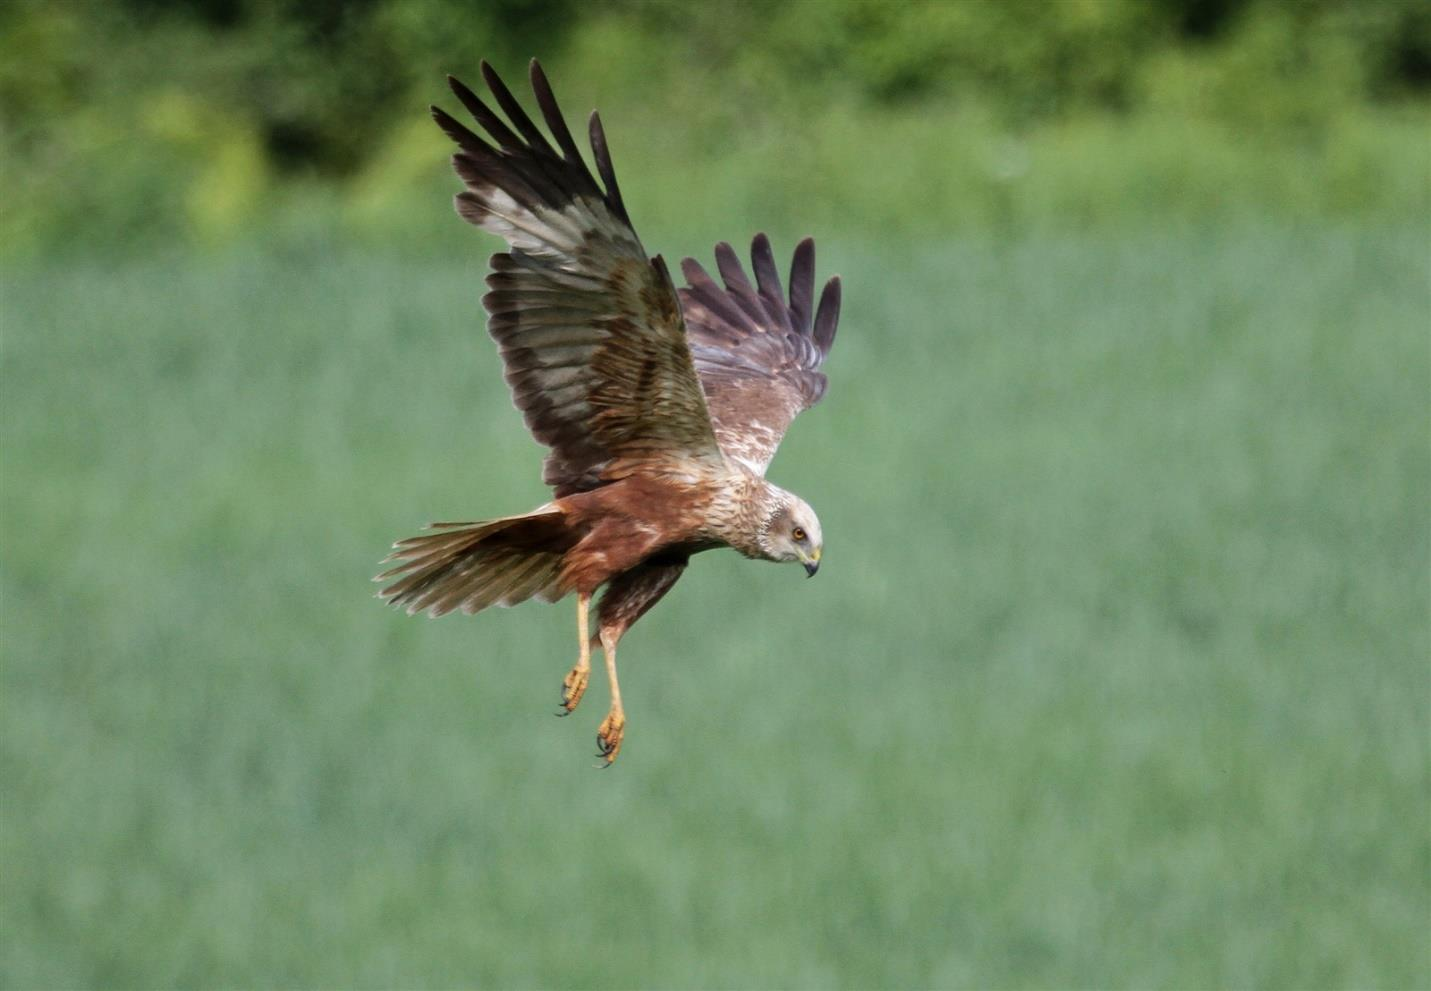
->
[[375, 510, 574, 618]]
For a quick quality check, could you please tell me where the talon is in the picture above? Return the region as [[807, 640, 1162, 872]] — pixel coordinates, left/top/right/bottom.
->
[[596, 710, 626, 764], [560, 664, 589, 714]]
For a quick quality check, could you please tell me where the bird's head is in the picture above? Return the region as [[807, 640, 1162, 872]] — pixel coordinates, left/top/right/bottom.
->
[[757, 490, 824, 577]]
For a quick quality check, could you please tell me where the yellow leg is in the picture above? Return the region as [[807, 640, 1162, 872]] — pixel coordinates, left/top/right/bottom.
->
[[595, 629, 626, 764], [558, 593, 591, 715]]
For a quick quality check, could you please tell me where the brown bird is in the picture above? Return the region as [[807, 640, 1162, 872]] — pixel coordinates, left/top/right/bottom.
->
[[376, 60, 841, 764]]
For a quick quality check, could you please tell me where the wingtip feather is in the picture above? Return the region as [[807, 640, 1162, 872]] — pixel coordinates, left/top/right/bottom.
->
[[813, 275, 841, 352], [587, 110, 628, 222], [788, 238, 816, 333]]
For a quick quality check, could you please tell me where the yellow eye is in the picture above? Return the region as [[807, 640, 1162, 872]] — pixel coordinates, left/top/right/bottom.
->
[[792, 527, 807, 542]]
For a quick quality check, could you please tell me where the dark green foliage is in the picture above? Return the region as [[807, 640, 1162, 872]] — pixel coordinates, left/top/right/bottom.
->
[[2, 0, 1428, 255]]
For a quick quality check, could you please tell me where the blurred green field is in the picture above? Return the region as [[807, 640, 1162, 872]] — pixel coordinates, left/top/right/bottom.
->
[[3, 213, 1426, 986]]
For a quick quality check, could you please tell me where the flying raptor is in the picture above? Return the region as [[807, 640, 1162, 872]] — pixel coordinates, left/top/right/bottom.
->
[[377, 60, 841, 764]]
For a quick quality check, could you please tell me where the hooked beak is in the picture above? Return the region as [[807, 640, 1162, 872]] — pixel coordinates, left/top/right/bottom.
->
[[803, 547, 822, 578]]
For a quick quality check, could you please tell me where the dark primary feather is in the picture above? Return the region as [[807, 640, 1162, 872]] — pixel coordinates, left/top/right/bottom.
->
[[787, 238, 816, 336], [587, 112, 630, 226], [434, 59, 722, 496], [529, 62, 596, 185], [679, 234, 841, 475], [481, 60, 555, 155]]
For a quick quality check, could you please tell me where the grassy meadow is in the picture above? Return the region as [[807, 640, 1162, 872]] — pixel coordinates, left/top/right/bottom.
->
[[3, 207, 1427, 985], [4, 6, 1430, 983]]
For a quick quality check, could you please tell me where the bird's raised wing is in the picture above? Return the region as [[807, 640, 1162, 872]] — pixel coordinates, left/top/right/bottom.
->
[[679, 235, 841, 476], [432, 61, 724, 496]]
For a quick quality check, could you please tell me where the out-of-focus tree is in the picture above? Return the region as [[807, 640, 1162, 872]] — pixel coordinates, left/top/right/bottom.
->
[[1, 0, 1426, 255]]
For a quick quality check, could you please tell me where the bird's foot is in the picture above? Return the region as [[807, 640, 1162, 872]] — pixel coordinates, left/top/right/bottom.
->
[[596, 709, 626, 765], [557, 663, 589, 716]]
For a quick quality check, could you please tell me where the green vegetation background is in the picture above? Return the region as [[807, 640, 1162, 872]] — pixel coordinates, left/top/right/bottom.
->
[[3, 1, 1428, 987]]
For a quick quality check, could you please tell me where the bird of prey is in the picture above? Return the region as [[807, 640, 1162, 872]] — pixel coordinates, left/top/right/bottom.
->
[[377, 60, 841, 764]]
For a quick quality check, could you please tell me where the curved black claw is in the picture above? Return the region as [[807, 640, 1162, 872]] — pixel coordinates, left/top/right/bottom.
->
[[595, 711, 626, 765], [559, 665, 589, 716]]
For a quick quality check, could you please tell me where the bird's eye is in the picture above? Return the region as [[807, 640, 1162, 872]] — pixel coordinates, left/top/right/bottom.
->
[[792, 527, 807, 542]]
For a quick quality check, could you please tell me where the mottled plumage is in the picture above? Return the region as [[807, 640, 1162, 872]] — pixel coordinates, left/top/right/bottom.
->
[[377, 60, 841, 763]]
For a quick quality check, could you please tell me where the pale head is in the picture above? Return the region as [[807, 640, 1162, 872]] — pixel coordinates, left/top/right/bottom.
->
[[757, 487, 824, 576]]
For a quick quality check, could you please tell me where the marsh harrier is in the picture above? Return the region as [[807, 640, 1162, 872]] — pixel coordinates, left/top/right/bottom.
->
[[377, 60, 841, 764]]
